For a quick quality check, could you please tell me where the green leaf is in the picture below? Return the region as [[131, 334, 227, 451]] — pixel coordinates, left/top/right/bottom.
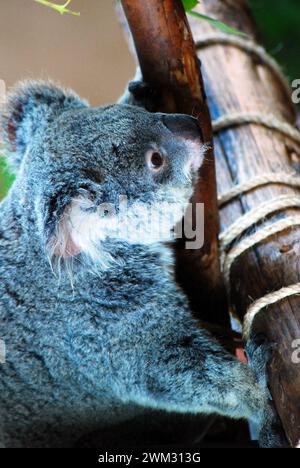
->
[[33, 0, 80, 16], [0, 156, 14, 200], [189, 11, 247, 37], [182, 0, 199, 13]]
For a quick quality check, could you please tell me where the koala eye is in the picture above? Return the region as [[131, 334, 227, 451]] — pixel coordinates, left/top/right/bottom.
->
[[146, 149, 165, 172]]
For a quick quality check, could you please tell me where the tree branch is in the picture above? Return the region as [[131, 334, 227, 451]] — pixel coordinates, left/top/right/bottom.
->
[[189, 0, 300, 447], [119, 0, 228, 326]]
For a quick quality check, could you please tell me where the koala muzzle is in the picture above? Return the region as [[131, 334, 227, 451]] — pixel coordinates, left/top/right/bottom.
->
[[162, 114, 202, 141]]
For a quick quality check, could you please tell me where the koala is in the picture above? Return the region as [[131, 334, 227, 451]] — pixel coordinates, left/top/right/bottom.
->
[[0, 80, 284, 448]]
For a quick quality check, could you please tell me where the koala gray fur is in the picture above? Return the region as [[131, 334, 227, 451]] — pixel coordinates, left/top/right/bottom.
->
[[0, 80, 281, 448]]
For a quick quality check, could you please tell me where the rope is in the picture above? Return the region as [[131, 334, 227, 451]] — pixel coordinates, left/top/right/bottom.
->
[[195, 33, 291, 98], [223, 215, 300, 290], [243, 283, 300, 339], [196, 32, 300, 337], [215, 119, 300, 334], [218, 173, 300, 207], [213, 112, 300, 146], [219, 186, 300, 336], [219, 194, 300, 252], [219, 179, 300, 340]]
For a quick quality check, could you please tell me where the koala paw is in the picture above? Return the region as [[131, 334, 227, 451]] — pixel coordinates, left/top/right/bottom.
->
[[246, 334, 288, 448], [245, 333, 276, 392], [128, 80, 161, 111], [258, 402, 289, 448]]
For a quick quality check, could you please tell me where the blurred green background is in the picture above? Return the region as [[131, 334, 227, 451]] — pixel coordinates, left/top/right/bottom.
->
[[0, 0, 299, 200], [250, 0, 300, 83]]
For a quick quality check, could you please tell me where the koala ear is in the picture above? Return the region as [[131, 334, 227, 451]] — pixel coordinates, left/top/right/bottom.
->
[[0, 80, 88, 172]]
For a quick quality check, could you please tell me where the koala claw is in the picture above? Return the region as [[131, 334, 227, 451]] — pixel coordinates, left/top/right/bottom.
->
[[128, 80, 161, 111], [245, 333, 276, 392], [246, 335, 288, 448], [258, 403, 289, 448], [128, 80, 151, 97]]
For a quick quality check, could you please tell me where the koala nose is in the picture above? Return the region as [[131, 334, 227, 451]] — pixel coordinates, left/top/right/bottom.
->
[[162, 114, 202, 140]]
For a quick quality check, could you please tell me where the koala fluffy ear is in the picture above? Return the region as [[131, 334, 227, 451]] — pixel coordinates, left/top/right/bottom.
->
[[0, 80, 88, 172]]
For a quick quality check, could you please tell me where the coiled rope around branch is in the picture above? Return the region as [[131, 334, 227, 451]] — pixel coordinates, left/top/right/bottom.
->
[[195, 33, 291, 98], [218, 173, 300, 208], [196, 33, 300, 338], [213, 112, 300, 146]]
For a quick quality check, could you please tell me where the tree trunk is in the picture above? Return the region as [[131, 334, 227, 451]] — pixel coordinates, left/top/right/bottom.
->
[[189, 0, 300, 447], [119, 0, 229, 327]]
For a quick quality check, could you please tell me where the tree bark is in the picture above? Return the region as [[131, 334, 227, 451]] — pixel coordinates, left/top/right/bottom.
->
[[119, 0, 229, 326], [189, 0, 300, 447]]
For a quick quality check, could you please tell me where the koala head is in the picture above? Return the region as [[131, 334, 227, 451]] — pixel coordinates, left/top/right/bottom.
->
[[1, 81, 205, 270]]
